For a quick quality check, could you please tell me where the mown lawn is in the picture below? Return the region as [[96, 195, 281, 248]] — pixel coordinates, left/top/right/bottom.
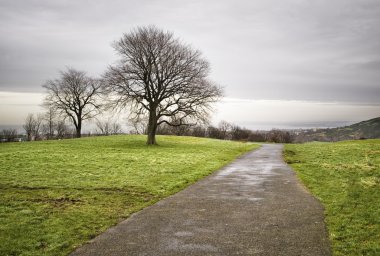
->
[[0, 135, 258, 256], [285, 139, 380, 256]]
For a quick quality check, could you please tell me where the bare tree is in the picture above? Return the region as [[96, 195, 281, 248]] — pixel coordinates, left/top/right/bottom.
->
[[34, 114, 43, 140], [127, 115, 147, 135], [56, 120, 69, 139], [248, 131, 266, 142], [43, 68, 102, 138], [42, 107, 56, 139], [190, 125, 207, 137], [95, 119, 111, 135], [207, 125, 222, 139], [230, 124, 251, 141], [23, 114, 43, 141], [96, 118, 122, 135], [23, 114, 34, 141], [218, 120, 232, 140], [111, 122, 122, 134], [104, 26, 222, 145], [1, 129, 18, 142], [266, 129, 294, 143]]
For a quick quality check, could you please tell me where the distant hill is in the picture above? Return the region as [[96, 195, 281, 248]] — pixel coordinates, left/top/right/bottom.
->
[[295, 117, 380, 142]]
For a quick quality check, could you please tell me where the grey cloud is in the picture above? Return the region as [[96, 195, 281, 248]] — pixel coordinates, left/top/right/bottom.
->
[[0, 0, 380, 103], [351, 60, 380, 71]]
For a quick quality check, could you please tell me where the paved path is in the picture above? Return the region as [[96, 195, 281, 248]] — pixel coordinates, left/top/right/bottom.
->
[[71, 144, 331, 256]]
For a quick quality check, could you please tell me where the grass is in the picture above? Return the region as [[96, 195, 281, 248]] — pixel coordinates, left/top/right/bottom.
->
[[284, 139, 380, 256], [0, 135, 258, 256]]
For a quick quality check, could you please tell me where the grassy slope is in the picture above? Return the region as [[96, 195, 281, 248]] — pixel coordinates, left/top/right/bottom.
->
[[0, 135, 258, 256], [285, 139, 380, 256], [299, 117, 380, 142]]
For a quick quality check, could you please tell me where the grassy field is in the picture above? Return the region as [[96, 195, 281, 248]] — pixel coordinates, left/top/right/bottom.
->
[[0, 135, 258, 256], [285, 139, 380, 256]]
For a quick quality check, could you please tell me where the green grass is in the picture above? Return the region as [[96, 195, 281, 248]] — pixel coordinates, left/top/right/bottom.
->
[[284, 139, 380, 256], [0, 135, 258, 256]]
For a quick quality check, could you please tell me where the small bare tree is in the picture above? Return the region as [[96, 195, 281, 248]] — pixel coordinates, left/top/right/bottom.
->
[[218, 120, 232, 140], [95, 119, 111, 135], [127, 115, 147, 135], [23, 114, 43, 141], [34, 114, 43, 140], [104, 26, 222, 145], [230, 124, 251, 141], [95, 118, 122, 135], [56, 120, 69, 139], [1, 129, 18, 142], [111, 122, 122, 134], [190, 125, 207, 137], [42, 107, 57, 139], [23, 114, 34, 141], [43, 68, 102, 138]]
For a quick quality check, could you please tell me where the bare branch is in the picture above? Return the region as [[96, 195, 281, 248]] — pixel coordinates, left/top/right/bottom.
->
[[42, 68, 103, 138], [103, 26, 223, 144]]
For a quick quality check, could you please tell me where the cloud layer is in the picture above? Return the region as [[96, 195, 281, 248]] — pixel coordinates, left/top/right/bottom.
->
[[0, 0, 379, 126]]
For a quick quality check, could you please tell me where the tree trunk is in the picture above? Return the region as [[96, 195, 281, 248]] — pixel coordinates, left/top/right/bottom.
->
[[76, 118, 82, 138], [146, 109, 158, 145], [49, 119, 54, 139]]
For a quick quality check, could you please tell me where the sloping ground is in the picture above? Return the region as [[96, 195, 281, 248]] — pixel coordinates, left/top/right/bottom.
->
[[0, 135, 257, 256], [285, 139, 380, 256], [296, 117, 380, 142]]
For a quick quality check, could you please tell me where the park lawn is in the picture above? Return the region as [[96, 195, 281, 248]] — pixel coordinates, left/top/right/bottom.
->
[[0, 135, 258, 256], [284, 139, 380, 256]]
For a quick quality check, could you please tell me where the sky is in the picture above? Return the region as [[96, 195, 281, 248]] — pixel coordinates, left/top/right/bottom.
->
[[1, 0, 380, 130]]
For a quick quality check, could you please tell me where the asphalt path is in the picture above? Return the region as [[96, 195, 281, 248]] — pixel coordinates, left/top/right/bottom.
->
[[71, 144, 331, 256]]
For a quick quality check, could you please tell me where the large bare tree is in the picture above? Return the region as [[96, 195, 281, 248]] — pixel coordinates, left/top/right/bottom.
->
[[104, 26, 222, 145], [43, 68, 102, 138]]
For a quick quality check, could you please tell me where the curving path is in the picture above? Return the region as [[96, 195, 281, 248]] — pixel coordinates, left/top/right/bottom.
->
[[71, 144, 331, 256]]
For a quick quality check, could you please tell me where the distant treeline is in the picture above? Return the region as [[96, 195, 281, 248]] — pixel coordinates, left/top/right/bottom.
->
[[5, 116, 378, 144], [0, 119, 295, 144], [155, 121, 294, 143], [0, 112, 123, 143], [11, 111, 378, 144], [0, 129, 22, 142]]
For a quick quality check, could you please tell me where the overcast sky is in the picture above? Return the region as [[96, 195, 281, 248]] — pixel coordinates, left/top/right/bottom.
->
[[1, 0, 379, 129]]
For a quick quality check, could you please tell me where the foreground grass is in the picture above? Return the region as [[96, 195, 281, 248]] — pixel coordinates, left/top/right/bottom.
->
[[0, 135, 258, 256], [285, 139, 380, 256]]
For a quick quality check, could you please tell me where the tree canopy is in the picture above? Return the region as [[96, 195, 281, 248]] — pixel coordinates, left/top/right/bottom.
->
[[104, 26, 222, 144], [43, 68, 102, 138]]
